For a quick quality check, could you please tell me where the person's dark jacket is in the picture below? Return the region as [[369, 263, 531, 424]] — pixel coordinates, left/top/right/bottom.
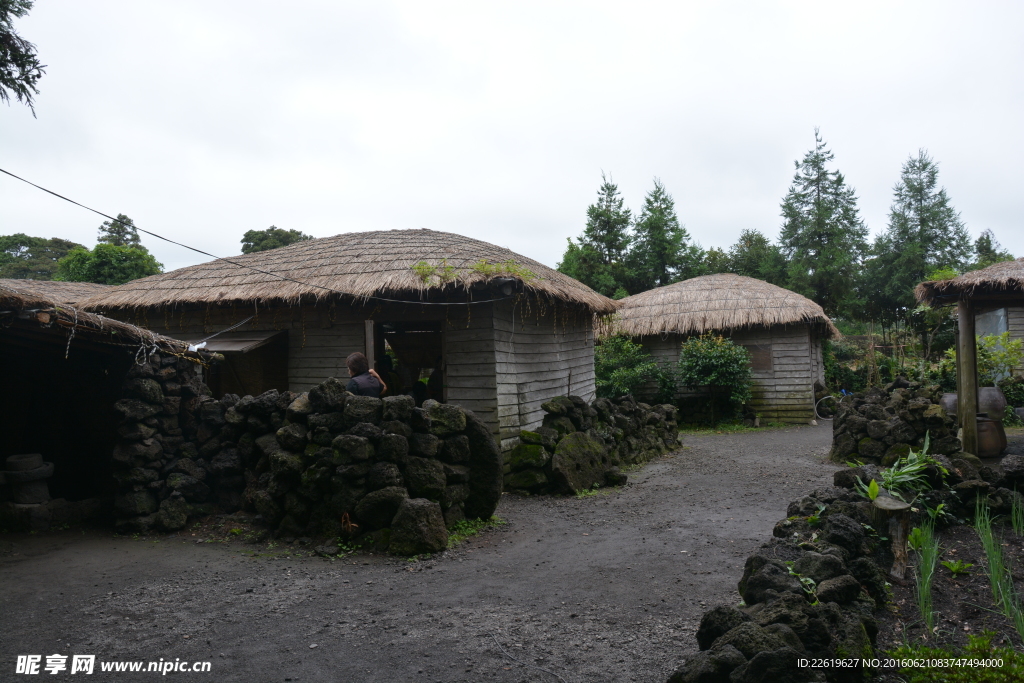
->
[[346, 372, 382, 397]]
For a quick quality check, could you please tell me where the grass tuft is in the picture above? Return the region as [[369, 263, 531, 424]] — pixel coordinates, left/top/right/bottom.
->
[[447, 516, 505, 549], [975, 499, 1024, 640], [912, 521, 940, 633]]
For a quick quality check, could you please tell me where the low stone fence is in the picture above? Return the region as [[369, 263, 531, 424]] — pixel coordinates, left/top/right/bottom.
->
[[829, 377, 960, 464], [113, 373, 504, 555], [506, 395, 679, 493]]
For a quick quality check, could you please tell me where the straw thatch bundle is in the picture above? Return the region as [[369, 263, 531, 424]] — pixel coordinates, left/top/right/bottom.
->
[[0, 279, 111, 306], [915, 257, 1024, 305], [0, 280, 205, 358], [79, 229, 615, 314], [600, 274, 839, 338]]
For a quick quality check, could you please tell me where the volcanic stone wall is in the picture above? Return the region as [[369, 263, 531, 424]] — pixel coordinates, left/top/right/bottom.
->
[[506, 395, 679, 493], [829, 378, 960, 464]]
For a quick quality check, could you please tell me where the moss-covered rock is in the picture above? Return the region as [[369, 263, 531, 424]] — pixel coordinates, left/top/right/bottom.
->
[[550, 431, 607, 493], [509, 443, 550, 471], [507, 468, 549, 491], [389, 498, 448, 555], [425, 401, 467, 437]]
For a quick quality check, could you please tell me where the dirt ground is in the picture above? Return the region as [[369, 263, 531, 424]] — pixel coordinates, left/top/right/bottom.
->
[[1, 424, 838, 683]]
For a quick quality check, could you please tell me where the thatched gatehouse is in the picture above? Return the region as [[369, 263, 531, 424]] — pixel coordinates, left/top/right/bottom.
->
[[602, 274, 840, 423], [81, 229, 615, 453], [915, 257, 1024, 454]]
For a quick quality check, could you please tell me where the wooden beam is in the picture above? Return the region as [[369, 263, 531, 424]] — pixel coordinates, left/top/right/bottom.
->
[[957, 299, 978, 455]]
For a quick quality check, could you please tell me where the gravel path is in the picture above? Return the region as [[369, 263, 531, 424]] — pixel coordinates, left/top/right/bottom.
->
[[1, 424, 839, 682]]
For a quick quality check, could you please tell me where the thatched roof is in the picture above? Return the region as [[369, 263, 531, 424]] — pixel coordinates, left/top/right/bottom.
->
[[0, 279, 111, 306], [915, 257, 1024, 306], [79, 229, 615, 314], [601, 274, 840, 339], [0, 280, 208, 359]]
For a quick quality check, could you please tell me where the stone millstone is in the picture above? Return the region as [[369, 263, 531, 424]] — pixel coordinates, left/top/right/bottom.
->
[[549, 431, 607, 494]]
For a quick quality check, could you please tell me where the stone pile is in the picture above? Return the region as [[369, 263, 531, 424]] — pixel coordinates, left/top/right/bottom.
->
[[829, 377, 960, 464], [111, 353, 227, 533], [506, 395, 679, 494], [668, 448, 1024, 683]]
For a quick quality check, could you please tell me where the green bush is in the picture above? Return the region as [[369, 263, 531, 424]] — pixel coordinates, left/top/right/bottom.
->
[[677, 334, 752, 419], [823, 339, 866, 392], [55, 243, 162, 285], [887, 631, 1024, 682], [595, 336, 671, 399]]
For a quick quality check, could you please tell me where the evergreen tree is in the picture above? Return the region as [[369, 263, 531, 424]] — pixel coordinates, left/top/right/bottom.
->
[[0, 0, 45, 115], [865, 150, 971, 325], [557, 175, 633, 297], [727, 229, 788, 285], [779, 130, 867, 316], [241, 226, 313, 254], [971, 229, 1014, 270], [702, 246, 732, 275], [626, 178, 703, 292], [97, 214, 144, 249]]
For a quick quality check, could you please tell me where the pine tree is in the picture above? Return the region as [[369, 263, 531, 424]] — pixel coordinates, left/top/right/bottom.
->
[[0, 0, 46, 115], [971, 229, 1014, 270], [626, 178, 703, 292], [557, 175, 633, 297], [779, 130, 867, 316], [865, 150, 971, 325], [97, 214, 144, 249]]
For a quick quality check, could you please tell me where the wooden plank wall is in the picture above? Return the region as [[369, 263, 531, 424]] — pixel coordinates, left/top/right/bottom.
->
[[494, 300, 596, 452], [1007, 306, 1024, 344], [443, 304, 499, 441], [637, 324, 817, 423]]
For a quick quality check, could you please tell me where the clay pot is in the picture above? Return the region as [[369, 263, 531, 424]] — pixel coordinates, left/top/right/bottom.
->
[[940, 393, 958, 416], [976, 416, 1007, 458], [978, 387, 1007, 421]]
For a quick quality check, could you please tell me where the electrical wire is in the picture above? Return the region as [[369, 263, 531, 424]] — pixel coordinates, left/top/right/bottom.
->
[[0, 167, 515, 307]]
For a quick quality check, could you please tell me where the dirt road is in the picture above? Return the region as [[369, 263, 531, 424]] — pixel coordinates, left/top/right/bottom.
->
[[1, 424, 837, 682]]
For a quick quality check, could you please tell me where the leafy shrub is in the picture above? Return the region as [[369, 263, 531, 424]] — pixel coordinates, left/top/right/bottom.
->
[[937, 332, 1024, 387], [595, 336, 671, 399], [823, 339, 866, 392], [677, 334, 752, 419], [887, 631, 1024, 682]]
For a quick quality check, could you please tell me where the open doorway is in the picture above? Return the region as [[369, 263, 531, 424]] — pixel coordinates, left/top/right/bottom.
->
[[375, 320, 445, 406]]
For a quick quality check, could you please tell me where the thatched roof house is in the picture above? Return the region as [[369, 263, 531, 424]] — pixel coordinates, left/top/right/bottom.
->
[[916, 257, 1024, 454], [603, 274, 839, 423], [82, 229, 615, 452]]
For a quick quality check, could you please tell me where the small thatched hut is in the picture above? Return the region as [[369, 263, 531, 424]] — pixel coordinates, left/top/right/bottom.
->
[[81, 229, 615, 451], [1, 280, 208, 514], [602, 274, 840, 423], [916, 257, 1024, 453]]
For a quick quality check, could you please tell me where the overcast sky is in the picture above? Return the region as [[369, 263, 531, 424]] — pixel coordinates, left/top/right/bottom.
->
[[4, 1, 1022, 274]]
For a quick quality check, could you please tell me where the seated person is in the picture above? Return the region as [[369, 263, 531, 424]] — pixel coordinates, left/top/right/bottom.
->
[[345, 352, 386, 397]]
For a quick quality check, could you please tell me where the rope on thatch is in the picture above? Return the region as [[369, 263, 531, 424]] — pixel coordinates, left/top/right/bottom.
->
[[915, 257, 1024, 305], [598, 273, 840, 339], [78, 229, 616, 315], [0, 281, 209, 362]]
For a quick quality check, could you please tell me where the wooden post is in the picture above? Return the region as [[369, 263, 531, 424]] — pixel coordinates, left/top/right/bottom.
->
[[957, 300, 978, 455]]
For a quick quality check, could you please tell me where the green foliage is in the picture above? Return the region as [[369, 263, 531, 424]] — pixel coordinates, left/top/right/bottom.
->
[[911, 521, 939, 632], [557, 175, 634, 298], [822, 339, 866, 392], [779, 128, 868, 317], [704, 229, 789, 286], [0, 233, 84, 279], [1012, 488, 1024, 537], [939, 333, 1024, 387], [55, 243, 163, 285], [1000, 376, 1024, 408], [97, 214, 143, 248], [784, 561, 819, 605], [863, 150, 971, 328], [446, 516, 505, 548], [855, 476, 880, 501], [240, 226, 312, 254], [626, 178, 704, 292], [0, 0, 45, 115], [595, 335, 669, 399], [887, 631, 1024, 682], [975, 499, 1024, 640], [410, 259, 536, 287], [940, 559, 973, 576], [677, 334, 752, 415], [971, 229, 1015, 270], [469, 259, 536, 281]]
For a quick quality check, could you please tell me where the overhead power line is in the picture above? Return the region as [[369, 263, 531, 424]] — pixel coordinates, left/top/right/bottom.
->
[[0, 167, 512, 306]]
